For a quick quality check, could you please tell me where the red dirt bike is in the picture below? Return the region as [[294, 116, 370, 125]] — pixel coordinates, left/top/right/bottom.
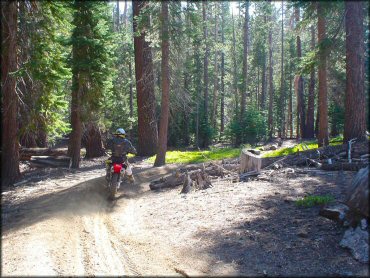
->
[[105, 160, 130, 199]]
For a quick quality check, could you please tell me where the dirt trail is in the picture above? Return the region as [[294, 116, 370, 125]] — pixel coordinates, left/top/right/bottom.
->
[[2, 164, 181, 276], [2, 160, 369, 276]]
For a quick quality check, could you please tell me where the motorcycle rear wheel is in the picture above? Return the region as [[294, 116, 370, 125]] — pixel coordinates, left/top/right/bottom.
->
[[110, 173, 119, 199]]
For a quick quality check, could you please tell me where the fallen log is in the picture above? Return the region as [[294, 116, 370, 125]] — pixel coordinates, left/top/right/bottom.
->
[[239, 170, 260, 181], [30, 156, 70, 168], [320, 162, 368, 171], [20, 148, 68, 161]]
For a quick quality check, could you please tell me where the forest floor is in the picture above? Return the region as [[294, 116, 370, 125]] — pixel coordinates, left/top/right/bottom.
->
[[1, 141, 369, 276]]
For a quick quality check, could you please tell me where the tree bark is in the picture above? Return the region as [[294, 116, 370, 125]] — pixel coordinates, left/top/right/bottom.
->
[[317, 3, 329, 147], [240, 1, 249, 120], [344, 1, 366, 142], [306, 24, 316, 139], [133, 1, 158, 156], [69, 71, 83, 168], [154, 1, 170, 167], [1, 1, 20, 185]]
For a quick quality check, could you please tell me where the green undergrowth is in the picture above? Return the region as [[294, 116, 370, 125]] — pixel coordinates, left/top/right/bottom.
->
[[295, 195, 335, 208], [262, 136, 344, 158], [147, 147, 241, 164]]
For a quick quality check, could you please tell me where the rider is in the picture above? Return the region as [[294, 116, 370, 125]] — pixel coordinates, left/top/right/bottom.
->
[[106, 128, 137, 183]]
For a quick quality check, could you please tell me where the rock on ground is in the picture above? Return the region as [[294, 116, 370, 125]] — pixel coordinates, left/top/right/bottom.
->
[[340, 226, 369, 263]]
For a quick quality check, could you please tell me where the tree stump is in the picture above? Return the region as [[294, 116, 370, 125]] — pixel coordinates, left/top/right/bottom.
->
[[240, 149, 261, 173]]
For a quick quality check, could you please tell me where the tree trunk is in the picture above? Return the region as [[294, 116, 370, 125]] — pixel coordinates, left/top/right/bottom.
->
[[231, 12, 239, 118], [261, 51, 267, 110], [317, 3, 329, 147], [306, 24, 316, 139], [344, 2, 366, 142], [240, 1, 249, 120], [84, 122, 104, 158], [133, 1, 158, 156], [220, 3, 225, 136], [1, 1, 20, 185], [295, 7, 306, 139], [279, 1, 285, 138], [288, 58, 293, 138], [69, 73, 83, 168], [268, 3, 274, 139], [202, 2, 210, 148], [37, 128, 48, 148], [115, 0, 120, 32], [123, 0, 127, 26], [211, 3, 219, 130], [154, 1, 170, 167]]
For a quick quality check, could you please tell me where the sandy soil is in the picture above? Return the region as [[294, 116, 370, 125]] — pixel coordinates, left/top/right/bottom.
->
[[1, 156, 369, 276]]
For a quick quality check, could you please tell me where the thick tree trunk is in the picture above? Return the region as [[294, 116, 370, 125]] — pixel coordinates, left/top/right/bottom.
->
[[317, 3, 329, 147], [1, 1, 20, 185], [133, 1, 158, 156], [69, 75, 83, 168], [84, 122, 104, 158], [154, 2, 170, 167], [306, 24, 316, 139], [344, 2, 366, 143], [268, 4, 274, 139], [240, 1, 249, 120], [295, 8, 306, 139]]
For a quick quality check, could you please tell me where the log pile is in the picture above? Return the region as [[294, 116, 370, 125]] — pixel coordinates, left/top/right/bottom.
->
[[149, 163, 240, 192], [261, 141, 369, 171], [149, 140, 369, 192]]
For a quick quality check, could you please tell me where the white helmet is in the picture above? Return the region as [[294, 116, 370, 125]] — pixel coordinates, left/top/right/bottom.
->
[[115, 128, 126, 137]]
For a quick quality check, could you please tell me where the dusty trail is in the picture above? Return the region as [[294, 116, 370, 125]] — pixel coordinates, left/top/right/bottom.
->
[[1, 164, 181, 276], [2, 159, 368, 276]]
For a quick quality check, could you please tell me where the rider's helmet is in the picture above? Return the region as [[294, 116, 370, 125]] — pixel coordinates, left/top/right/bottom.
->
[[114, 128, 126, 138]]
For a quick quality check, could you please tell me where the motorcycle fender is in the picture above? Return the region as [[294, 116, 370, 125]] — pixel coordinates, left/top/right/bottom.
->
[[113, 163, 122, 173]]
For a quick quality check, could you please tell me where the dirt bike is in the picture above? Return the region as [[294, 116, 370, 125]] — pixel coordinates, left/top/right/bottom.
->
[[105, 158, 134, 199], [104, 161, 124, 199]]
